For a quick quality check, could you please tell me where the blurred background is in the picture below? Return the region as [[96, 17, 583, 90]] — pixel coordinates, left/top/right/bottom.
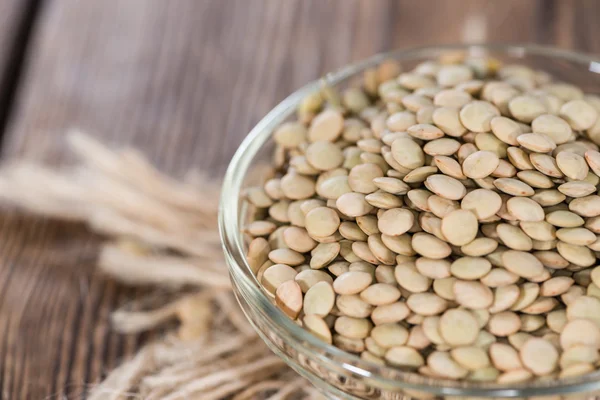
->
[[0, 0, 597, 398]]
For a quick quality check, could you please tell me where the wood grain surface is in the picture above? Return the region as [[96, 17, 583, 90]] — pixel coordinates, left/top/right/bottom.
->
[[0, 0, 598, 398], [0, 0, 35, 134]]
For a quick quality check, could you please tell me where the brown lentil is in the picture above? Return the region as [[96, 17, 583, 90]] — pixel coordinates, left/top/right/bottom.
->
[[246, 55, 600, 382]]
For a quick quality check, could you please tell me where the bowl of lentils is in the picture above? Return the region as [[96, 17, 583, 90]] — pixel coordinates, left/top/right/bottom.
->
[[219, 44, 600, 399]]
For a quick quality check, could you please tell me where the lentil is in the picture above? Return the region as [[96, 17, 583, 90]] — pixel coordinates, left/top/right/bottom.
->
[[246, 56, 600, 382]]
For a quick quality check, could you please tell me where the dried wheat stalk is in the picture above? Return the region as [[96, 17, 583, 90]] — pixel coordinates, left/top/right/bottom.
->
[[0, 131, 322, 400]]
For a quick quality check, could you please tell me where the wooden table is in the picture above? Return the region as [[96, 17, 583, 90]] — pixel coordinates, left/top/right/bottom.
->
[[0, 1, 598, 398]]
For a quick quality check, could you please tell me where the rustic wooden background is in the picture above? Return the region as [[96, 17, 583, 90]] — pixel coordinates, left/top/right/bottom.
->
[[0, 0, 598, 398]]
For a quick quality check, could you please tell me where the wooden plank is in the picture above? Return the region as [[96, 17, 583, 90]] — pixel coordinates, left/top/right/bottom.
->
[[0, 0, 599, 398], [0, 0, 35, 131], [0, 0, 28, 80], [554, 0, 600, 54]]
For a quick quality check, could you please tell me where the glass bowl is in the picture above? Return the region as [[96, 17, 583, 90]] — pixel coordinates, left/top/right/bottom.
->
[[219, 44, 600, 399]]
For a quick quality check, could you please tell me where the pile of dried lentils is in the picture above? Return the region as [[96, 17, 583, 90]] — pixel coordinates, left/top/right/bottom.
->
[[244, 54, 600, 383]]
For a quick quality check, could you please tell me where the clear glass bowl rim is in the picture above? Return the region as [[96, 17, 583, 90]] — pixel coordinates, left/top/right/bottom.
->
[[219, 43, 600, 397]]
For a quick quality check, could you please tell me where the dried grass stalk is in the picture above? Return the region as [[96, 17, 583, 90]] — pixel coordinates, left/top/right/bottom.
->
[[0, 133, 322, 400], [99, 244, 230, 288]]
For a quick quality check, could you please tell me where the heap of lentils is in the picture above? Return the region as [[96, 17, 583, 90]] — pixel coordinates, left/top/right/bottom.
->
[[244, 54, 600, 383]]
